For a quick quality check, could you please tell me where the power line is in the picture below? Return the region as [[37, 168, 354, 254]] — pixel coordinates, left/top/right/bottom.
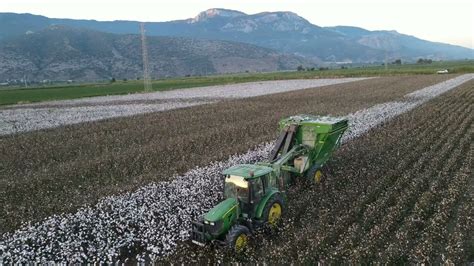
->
[[140, 22, 152, 92]]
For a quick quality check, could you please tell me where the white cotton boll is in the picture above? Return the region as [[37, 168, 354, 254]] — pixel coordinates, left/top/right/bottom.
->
[[1, 74, 472, 263], [0, 78, 367, 135]]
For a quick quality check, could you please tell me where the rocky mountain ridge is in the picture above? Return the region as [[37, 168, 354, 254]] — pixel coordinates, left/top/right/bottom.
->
[[1, 9, 472, 62], [0, 26, 312, 82]]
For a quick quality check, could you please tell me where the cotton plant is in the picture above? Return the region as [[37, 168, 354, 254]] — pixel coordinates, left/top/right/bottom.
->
[[1, 74, 472, 263]]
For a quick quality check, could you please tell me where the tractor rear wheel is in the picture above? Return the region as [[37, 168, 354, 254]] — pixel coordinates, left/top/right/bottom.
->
[[225, 225, 250, 253], [262, 194, 285, 227], [307, 164, 324, 184]]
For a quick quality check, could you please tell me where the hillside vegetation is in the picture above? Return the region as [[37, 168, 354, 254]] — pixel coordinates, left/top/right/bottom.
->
[[1, 10, 473, 62], [0, 26, 312, 82]]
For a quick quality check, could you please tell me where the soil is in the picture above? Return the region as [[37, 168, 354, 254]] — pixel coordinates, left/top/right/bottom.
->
[[0, 74, 456, 233], [162, 79, 473, 264]]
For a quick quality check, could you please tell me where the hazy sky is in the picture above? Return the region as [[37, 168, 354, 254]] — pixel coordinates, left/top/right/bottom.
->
[[1, 0, 473, 48]]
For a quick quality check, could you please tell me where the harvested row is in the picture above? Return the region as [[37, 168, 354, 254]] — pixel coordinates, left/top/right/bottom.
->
[[13, 78, 368, 107], [163, 79, 473, 264], [0, 75, 471, 263], [0, 75, 453, 234], [0, 78, 367, 135], [0, 100, 214, 135]]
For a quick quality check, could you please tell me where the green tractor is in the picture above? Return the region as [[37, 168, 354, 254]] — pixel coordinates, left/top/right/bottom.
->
[[191, 115, 348, 252]]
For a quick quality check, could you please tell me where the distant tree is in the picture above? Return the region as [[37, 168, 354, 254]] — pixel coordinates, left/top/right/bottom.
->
[[417, 58, 433, 64], [110, 77, 116, 83], [297, 65, 305, 71], [393, 59, 402, 65], [319, 67, 329, 71], [123, 78, 127, 82]]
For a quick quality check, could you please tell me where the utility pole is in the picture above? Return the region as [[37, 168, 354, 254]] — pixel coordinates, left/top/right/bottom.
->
[[140, 22, 152, 92]]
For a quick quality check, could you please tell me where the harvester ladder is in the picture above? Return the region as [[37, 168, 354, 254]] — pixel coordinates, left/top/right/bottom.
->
[[269, 124, 298, 161]]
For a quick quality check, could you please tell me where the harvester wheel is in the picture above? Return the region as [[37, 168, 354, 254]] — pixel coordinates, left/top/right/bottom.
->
[[307, 165, 324, 184], [225, 225, 250, 253], [262, 194, 285, 227]]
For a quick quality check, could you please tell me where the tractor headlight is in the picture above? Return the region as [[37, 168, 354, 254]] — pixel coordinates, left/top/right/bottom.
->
[[203, 220, 215, 226]]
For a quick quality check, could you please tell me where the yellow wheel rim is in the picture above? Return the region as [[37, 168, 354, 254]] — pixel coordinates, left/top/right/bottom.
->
[[268, 203, 282, 226], [235, 234, 248, 252], [314, 170, 322, 183]]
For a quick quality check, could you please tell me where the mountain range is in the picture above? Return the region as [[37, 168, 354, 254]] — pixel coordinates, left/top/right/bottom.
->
[[0, 9, 472, 82], [0, 26, 311, 81]]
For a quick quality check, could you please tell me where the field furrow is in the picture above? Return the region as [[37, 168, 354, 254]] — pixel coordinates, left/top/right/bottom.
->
[[1, 75, 472, 263], [409, 162, 471, 263], [338, 84, 473, 263], [409, 113, 472, 263], [362, 103, 472, 262], [443, 177, 473, 263], [331, 96, 469, 258], [159, 78, 473, 264], [0, 75, 454, 234], [302, 93, 466, 258]]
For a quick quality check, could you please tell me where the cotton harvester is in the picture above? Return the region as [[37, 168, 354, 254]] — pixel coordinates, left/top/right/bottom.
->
[[191, 114, 348, 252]]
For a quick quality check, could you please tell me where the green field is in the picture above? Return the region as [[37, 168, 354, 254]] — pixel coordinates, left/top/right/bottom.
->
[[1, 60, 472, 106]]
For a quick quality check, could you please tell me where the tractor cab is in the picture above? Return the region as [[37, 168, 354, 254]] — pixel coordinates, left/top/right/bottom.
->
[[191, 164, 281, 248], [223, 164, 274, 217]]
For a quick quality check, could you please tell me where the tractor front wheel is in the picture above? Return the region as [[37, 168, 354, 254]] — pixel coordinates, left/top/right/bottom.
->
[[225, 225, 250, 253], [262, 194, 285, 227]]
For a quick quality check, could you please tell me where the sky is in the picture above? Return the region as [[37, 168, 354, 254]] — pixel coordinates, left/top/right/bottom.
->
[[1, 0, 473, 49]]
